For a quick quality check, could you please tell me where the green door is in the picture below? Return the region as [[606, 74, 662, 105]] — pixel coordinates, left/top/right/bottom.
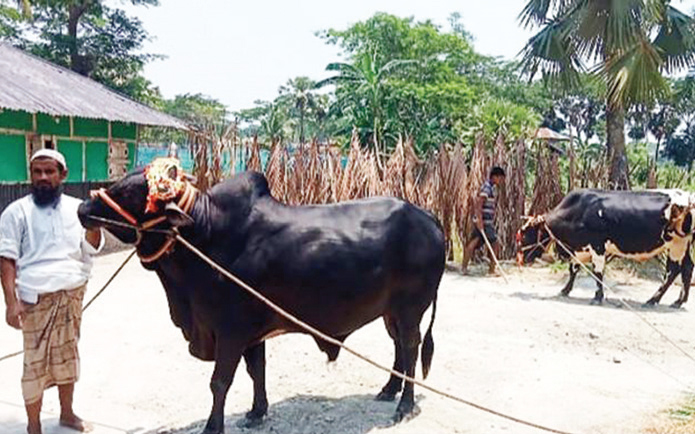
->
[[86, 141, 108, 181], [0, 134, 27, 182], [57, 140, 84, 182]]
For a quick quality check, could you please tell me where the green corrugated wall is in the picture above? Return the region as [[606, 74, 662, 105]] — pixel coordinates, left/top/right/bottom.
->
[[0, 110, 144, 183]]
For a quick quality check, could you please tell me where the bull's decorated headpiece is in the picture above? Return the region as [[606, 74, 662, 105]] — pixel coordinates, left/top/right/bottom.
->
[[145, 158, 187, 213], [520, 214, 546, 231]]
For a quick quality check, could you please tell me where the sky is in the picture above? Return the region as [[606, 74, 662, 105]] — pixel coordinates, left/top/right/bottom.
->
[[123, 0, 695, 113]]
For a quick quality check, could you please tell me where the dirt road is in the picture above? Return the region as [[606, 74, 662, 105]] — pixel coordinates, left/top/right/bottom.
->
[[2, 251, 695, 434]]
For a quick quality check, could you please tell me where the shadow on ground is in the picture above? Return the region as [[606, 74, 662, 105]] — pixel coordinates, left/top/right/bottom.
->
[[141, 394, 425, 434], [509, 291, 686, 313]]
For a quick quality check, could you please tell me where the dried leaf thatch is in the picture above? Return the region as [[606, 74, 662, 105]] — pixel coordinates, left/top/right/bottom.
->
[[530, 143, 564, 216]]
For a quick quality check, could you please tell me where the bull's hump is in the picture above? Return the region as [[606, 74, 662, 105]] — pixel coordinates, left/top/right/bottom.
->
[[209, 172, 271, 206]]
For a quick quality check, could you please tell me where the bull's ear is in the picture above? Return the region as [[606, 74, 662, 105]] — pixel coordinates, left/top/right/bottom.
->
[[683, 211, 693, 235], [164, 202, 194, 227]]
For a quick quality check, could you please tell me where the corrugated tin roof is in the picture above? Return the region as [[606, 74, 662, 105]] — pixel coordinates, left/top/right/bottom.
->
[[0, 42, 188, 129], [534, 127, 570, 141]]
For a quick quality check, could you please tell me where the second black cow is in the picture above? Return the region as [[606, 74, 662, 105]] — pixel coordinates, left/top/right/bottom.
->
[[518, 189, 695, 307]]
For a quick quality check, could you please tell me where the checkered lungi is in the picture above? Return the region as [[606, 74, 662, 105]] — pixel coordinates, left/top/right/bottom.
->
[[21, 285, 86, 404]]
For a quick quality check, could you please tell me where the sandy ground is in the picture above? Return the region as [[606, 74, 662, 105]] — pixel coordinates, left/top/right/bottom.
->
[[2, 251, 695, 434]]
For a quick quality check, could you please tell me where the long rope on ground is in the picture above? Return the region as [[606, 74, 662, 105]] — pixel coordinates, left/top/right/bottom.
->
[[544, 225, 695, 367], [175, 232, 574, 434], [0, 249, 137, 364]]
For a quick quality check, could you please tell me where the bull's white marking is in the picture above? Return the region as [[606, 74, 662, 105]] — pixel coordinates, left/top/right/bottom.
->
[[574, 234, 691, 269], [588, 246, 606, 274], [604, 242, 667, 262], [668, 235, 690, 264], [598, 209, 604, 218], [573, 250, 592, 264]]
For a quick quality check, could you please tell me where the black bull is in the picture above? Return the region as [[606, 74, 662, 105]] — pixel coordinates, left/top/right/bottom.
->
[[77, 169, 445, 433], [518, 189, 694, 307]]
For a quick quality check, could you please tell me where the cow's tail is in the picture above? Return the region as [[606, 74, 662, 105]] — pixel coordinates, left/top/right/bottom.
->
[[421, 293, 437, 379]]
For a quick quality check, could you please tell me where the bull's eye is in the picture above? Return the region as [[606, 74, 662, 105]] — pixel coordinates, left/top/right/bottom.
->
[[167, 166, 178, 179]]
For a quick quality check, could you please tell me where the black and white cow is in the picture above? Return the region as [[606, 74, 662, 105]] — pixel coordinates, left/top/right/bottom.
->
[[517, 189, 695, 307]]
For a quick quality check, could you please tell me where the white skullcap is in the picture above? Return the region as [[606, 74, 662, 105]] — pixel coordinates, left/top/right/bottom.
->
[[31, 149, 67, 169]]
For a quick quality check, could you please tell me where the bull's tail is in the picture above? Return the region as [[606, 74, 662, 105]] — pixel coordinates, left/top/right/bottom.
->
[[421, 293, 437, 379]]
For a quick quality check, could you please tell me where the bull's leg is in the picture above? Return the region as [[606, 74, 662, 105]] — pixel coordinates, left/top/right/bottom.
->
[[590, 250, 606, 305], [645, 259, 681, 307], [376, 315, 404, 402], [673, 249, 693, 308], [241, 342, 268, 427], [394, 321, 421, 422], [203, 341, 242, 434], [560, 263, 579, 296]]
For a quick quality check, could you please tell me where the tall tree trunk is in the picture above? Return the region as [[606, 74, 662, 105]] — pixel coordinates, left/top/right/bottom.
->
[[647, 137, 662, 188], [68, 1, 91, 76], [568, 125, 575, 191], [606, 104, 630, 190], [299, 109, 305, 145]]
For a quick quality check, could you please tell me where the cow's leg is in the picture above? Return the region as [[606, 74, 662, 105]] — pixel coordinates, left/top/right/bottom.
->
[[376, 315, 404, 402], [590, 249, 606, 305], [203, 340, 242, 434], [673, 248, 693, 308], [645, 259, 681, 307], [560, 263, 579, 296], [394, 320, 421, 422], [241, 342, 268, 427]]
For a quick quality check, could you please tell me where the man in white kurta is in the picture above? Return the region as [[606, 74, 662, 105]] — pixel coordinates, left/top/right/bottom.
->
[[0, 149, 102, 434]]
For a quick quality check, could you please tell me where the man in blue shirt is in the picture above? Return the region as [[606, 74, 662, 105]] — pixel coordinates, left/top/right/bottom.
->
[[462, 166, 506, 275]]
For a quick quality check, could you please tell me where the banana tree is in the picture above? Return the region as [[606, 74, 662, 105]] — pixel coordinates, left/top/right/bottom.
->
[[317, 52, 416, 166]]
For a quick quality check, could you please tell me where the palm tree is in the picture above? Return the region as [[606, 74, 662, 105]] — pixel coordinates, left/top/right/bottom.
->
[[279, 77, 320, 145], [520, 0, 695, 189], [260, 102, 286, 146], [317, 52, 415, 164]]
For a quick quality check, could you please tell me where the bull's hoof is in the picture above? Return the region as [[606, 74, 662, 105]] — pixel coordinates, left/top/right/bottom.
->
[[393, 402, 418, 423], [236, 416, 264, 429], [202, 417, 224, 434], [376, 390, 398, 402], [559, 288, 571, 297], [643, 299, 658, 308], [670, 301, 684, 309], [590, 298, 603, 306], [238, 407, 266, 428]]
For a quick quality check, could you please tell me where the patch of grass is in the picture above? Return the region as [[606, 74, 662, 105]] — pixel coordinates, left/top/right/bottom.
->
[[549, 261, 568, 273], [645, 396, 695, 433]]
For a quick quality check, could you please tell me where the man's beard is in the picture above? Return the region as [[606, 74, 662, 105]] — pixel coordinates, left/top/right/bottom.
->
[[31, 184, 63, 207]]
